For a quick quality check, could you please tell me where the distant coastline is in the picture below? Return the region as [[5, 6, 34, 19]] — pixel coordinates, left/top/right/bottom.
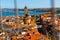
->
[[2, 8, 60, 12]]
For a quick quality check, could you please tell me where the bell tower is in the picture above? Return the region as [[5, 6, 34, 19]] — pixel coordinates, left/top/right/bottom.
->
[[24, 6, 29, 16]]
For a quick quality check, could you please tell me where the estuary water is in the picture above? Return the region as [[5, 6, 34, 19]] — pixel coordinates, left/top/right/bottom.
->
[[2, 11, 47, 17]]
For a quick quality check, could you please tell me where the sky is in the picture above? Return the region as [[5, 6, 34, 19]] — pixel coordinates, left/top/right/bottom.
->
[[0, 0, 60, 9]]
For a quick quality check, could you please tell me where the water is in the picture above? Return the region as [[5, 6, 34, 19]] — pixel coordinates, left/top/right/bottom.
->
[[2, 11, 47, 17]]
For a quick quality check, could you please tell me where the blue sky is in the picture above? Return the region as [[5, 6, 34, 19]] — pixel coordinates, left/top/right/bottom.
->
[[0, 0, 60, 8]]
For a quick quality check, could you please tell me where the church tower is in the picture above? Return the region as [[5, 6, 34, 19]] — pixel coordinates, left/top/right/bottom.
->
[[24, 6, 29, 16]]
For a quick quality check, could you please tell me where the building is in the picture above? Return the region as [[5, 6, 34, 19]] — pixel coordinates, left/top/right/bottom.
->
[[24, 6, 29, 16]]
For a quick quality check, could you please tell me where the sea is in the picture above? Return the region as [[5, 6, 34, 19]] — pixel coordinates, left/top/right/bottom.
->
[[2, 11, 47, 17]]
